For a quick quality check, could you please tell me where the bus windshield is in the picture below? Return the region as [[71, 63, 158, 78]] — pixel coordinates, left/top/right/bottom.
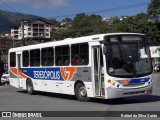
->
[[105, 35, 152, 77]]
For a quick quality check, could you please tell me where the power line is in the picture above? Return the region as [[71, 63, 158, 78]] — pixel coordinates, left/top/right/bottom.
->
[[0, 5, 20, 20], [0, 0, 17, 13], [0, 9, 12, 17], [0, 1, 150, 20], [47, 2, 149, 19], [0, 1, 23, 21], [0, 0, 31, 20]]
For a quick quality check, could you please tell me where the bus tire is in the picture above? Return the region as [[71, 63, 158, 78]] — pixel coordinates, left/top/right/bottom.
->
[[26, 79, 34, 95], [75, 83, 90, 102]]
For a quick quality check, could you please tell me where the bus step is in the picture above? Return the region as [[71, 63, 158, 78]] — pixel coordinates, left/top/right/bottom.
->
[[95, 96, 105, 99], [18, 87, 23, 89]]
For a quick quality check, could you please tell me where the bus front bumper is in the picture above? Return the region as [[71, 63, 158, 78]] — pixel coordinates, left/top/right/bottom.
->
[[106, 84, 153, 99]]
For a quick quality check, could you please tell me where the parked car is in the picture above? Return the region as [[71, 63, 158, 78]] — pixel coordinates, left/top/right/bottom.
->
[[1, 70, 9, 85]]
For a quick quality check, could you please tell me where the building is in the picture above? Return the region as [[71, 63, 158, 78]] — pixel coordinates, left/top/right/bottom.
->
[[60, 21, 71, 28], [102, 16, 128, 25], [11, 19, 51, 41]]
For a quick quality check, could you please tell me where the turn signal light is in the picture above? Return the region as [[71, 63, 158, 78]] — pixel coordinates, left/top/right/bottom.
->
[[121, 80, 129, 85], [107, 79, 111, 83]]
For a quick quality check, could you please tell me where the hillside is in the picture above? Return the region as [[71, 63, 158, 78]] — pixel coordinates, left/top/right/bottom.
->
[[0, 10, 46, 33]]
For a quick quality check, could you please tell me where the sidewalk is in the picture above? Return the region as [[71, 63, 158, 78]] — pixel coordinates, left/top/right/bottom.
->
[[153, 72, 160, 77]]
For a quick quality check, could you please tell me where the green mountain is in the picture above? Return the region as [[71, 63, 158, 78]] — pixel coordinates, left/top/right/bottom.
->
[[0, 10, 46, 33]]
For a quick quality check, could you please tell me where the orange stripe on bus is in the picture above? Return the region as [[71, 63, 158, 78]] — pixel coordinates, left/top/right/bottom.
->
[[10, 68, 28, 79], [10, 68, 17, 75]]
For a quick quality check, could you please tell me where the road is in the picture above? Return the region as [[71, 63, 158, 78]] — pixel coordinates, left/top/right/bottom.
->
[[0, 75, 160, 120]]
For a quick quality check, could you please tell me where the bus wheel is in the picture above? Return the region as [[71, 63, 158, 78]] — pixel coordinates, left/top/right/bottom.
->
[[26, 79, 34, 95], [75, 83, 90, 102]]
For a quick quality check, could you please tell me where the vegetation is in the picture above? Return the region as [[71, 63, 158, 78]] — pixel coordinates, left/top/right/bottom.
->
[[147, 0, 160, 20], [51, 0, 160, 45]]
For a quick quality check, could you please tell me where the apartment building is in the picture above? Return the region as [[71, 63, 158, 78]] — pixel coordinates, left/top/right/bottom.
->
[[11, 19, 51, 40]]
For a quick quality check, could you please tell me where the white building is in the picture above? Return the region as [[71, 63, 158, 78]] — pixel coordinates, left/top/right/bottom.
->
[[11, 19, 51, 40]]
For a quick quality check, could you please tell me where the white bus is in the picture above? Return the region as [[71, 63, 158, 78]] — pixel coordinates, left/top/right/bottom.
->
[[8, 33, 153, 101]]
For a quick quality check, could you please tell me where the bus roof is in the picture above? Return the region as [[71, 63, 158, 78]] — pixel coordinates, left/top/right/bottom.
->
[[9, 33, 145, 52]]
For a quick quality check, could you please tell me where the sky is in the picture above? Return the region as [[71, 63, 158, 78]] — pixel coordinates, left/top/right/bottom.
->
[[1, 0, 151, 21]]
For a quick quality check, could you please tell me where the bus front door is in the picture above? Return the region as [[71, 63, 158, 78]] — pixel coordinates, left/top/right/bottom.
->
[[92, 47, 105, 97], [17, 54, 23, 88]]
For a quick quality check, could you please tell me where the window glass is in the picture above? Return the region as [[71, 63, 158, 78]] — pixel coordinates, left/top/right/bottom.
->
[[28, 24, 31, 27], [28, 33, 31, 35], [71, 43, 89, 65], [105, 44, 152, 77], [55, 45, 70, 66], [23, 50, 29, 67], [41, 47, 54, 66], [10, 52, 16, 67], [30, 49, 40, 67], [28, 28, 31, 31], [46, 25, 50, 27]]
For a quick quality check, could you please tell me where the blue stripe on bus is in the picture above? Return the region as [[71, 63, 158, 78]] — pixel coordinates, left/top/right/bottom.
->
[[21, 67, 64, 80], [129, 78, 150, 84]]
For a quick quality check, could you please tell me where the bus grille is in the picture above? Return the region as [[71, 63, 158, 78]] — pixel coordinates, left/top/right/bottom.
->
[[123, 83, 145, 87], [123, 91, 146, 95]]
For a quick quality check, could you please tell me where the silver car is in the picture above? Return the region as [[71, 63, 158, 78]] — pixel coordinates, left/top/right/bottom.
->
[[1, 70, 9, 85]]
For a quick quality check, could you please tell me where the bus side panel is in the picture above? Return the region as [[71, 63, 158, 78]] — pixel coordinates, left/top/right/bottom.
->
[[9, 69, 19, 88], [19, 67, 93, 97], [84, 82, 94, 97], [32, 67, 93, 97], [63, 81, 75, 95], [69, 67, 94, 97], [21, 78, 27, 89], [30, 79, 44, 91]]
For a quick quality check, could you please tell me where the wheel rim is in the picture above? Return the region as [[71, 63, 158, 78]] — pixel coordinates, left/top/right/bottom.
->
[[79, 86, 87, 98]]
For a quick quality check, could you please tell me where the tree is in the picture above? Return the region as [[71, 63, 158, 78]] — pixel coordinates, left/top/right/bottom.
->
[[61, 18, 73, 23], [147, 0, 160, 20], [104, 13, 160, 45], [89, 14, 107, 34], [72, 13, 92, 36], [53, 28, 76, 40], [71, 13, 107, 37], [52, 0, 160, 45], [47, 18, 60, 26]]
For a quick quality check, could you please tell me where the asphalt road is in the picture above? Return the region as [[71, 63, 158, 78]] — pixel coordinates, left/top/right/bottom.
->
[[0, 75, 160, 120]]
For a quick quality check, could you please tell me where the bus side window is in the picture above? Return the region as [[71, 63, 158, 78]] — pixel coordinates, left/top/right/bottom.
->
[[10, 52, 16, 67], [72, 55, 78, 65], [71, 43, 89, 65], [55, 45, 70, 66], [64, 56, 69, 65], [22, 50, 29, 67], [41, 47, 54, 66], [80, 57, 85, 65], [56, 57, 62, 66], [30, 49, 40, 67]]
